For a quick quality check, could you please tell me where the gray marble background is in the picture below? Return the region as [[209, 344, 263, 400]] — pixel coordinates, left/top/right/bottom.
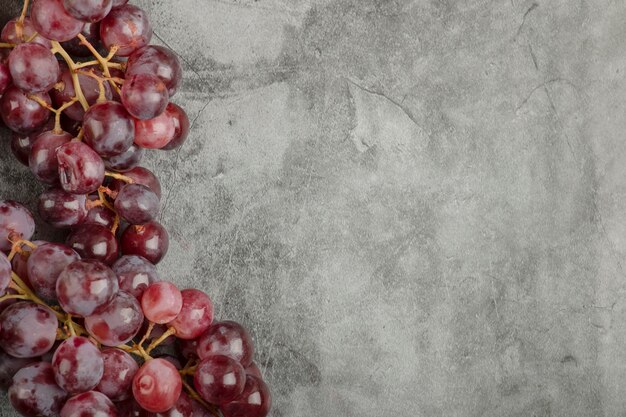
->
[[2, 0, 626, 416]]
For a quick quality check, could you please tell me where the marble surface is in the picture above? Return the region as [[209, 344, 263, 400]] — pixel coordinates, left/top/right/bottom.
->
[[2, 0, 626, 416]]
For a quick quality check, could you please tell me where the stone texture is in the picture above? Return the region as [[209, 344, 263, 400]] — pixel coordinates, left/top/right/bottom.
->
[[1, 0, 626, 416]]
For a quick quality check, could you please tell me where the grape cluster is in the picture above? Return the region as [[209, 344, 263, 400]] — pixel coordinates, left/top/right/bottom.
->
[[0, 1, 271, 417]]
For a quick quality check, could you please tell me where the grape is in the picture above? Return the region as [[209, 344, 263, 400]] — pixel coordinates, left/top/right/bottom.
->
[[132, 358, 182, 413], [66, 224, 118, 265], [8, 43, 60, 93], [161, 103, 190, 150], [61, 22, 103, 57], [100, 5, 152, 57], [85, 291, 144, 346], [27, 243, 80, 301], [169, 289, 214, 340], [155, 354, 182, 370], [120, 221, 169, 264], [83, 205, 116, 228], [0, 252, 10, 296], [52, 336, 104, 393], [9, 240, 46, 286], [177, 338, 199, 361], [96, 348, 138, 401], [126, 46, 182, 97], [38, 188, 88, 228], [115, 184, 160, 224], [57, 141, 106, 194], [60, 391, 118, 417], [83, 101, 134, 157], [220, 376, 271, 417], [56, 259, 119, 316], [63, 0, 113, 23], [111, 255, 158, 300], [51, 67, 112, 122], [0, 302, 58, 358], [111, 166, 162, 199], [0, 349, 38, 390], [155, 390, 193, 417], [31, 0, 85, 42], [245, 362, 262, 379], [105, 144, 145, 172], [122, 73, 169, 120], [196, 321, 253, 367], [0, 86, 51, 134], [141, 282, 182, 324], [9, 362, 68, 417], [134, 109, 176, 149], [11, 117, 56, 166], [0, 61, 10, 95], [194, 355, 246, 405], [0, 200, 36, 252], [1, 17, 52, 48], [29, 130, 73, 184]]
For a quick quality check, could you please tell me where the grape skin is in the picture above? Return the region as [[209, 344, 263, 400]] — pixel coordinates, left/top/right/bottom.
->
[[121, 73, 169, 120], [60, 391, 118, 417], [52, 336, 104, 394], [112, 255, 159, 300], [132, 358, 182, 413], [120, 221, 169, 264], [0, 302, 58, 358], [196, 321, 254, 367], [85, 291, 144, 346], [66, 224, 119, 265], [96, 348, 138, 401], [38, 188, 88, 228], [100, 4, 152, 57], [8, 43, 60, 93], [31, 0, 86, 42], [29, 130, 73, 185], [0, 86, 51, 134], [141, 281, 182, 324], [9, 362, 68, 417], [57, 141, 106, 195], [194, 355, 246, 405], [126, 45, 183, 97], [0, 200, 36, 252], [220, 376, 271, 417], [115, 183, 160, 224], [169, 289, 214, 340], [83, 101, 135, 157], [27, 242, 80, 301]]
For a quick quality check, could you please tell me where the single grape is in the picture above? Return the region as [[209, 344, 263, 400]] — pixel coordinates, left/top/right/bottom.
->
[[0, 253, 10, 296], [194, 355, 246, 405], [155, 390, 193, 417], [27, 242, 80, 301], [1, 17, 52, 48], [60, 391, 118, 417], [83, 205, 116, 228], [66, 224, 118, 265], [51, 66, 112, 122], [38, 188, 88, 228], [105, 144, 145, 172], [8, 43, 60, 93], [9, 362, 68, 417], [111, 255, 158, 300], [61, 22, 103, 57], [29, 130, 73, 185], [0, 61, 10, 95], [169, 289, 214, 340], [31, 0, 85, 42], [63, 0, 113, 22], [245, 362, 263, 379], [0, 86, 51, 134], [132, 358, 182, 413], [56, 259, 119, 316], [100, 5, 152, 57], [126, 46, 182, 97], [10, 118, 56, 166], [220, 376, 271, 417], [96, 348, 138, 401], [85, 291, 144, 346], [0, 302, 58, 358], [120, 221, 169, 264], [141, 282, 182, 324], [52, 336, 104, 394], [110, 166, 162, 199], [0, 349, 39, 390], [161, 103, 190, 150], [134, 109, 176, 149], [0, 200, 35, 252], [196, 321, 254, 367], [83, 101, 134, 157], [115, 184, 160, 224], [57, 141, 106, 194], [122, 73, 169, 120]]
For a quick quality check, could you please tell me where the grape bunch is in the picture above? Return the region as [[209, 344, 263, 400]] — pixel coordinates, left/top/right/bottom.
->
[[0, 1, 271, 417]]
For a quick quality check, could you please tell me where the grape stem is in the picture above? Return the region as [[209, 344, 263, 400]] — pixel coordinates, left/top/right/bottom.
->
[[50, 41, 90, 111], [76, 34, 122, 96], [15, 0, 29, 40], [0, 42, 15, 49], [6, 238, 37, 261], [181, 379, 221, 417], [145, 326, 176, 354], [104, 171, 135, 183]]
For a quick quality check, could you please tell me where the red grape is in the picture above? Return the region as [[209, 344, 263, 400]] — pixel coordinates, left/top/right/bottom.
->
[[11, 117, 56, 166], [115, 183, 160, 224], [196, 321, 254, 367], [121, 73, 169, 120], [0, 349, 38, 390], [169, 289, 214, 340], [56, 259, 119, 316], [9, 362, 68, 417], [0, 200, 35, 252], [83, 205, 116, 228], [29, 130, 73, 185], [105, 144, 145, 172], [220, 376, 271, 417], [66, 224, 118, 265], [63, 0, 113, 23], [8, 43, 60, 93], [31, 0, 85, 42], [100, 5, 152, 57], [134, 109, 176, 149], [112, 166, 162, 199], [132, 358, 181, 413], [0, 86, 51, 134], [0, 61, 10, 95], [1, 17, 52, 48], [194, 355, 246, 405], [60, 391, 118, 417], [0, 302, 58, 358], [120, 221, 169, 264], [83, 101, 135, 157], [156, 391, 193, 417], [38, 188, 88, 228], [52, 336, 104, 393], [96, 348, 138, 401], [126, 46, 182, 97], [27, 242, 80, 301], [141, 281, 182, 324], [161, 103, 190, 150], [85, 291, 144, 346], [111, 255, 159, 300], [57, 141, 106, 194]]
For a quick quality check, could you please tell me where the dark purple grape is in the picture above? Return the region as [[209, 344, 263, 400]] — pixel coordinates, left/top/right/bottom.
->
[[115, 184, 160, 224], [111, 166, 162, 199], [66, 224, 118, 264], [63, 0, 113, 22], [0, 200, 35, 252], [1, 17, 52, 48], [220, 376, 271, 417], [96, 348, 138, 401], [0, 86, 51, 134], [0, 302, 58, 358], [29, 131, 73, 185], [161, 103, 190, 150], [31, 0, 85, 42], [83, 101, 134, 157], [9, 362, 68, 417], [111, 255, 158, 300], [197, 321, 253, 367], [52, 336, 104, 393], [51, 66, 112, 122], [0, 61, 10, 95], [61, 391, 118, 417], [169, 289, 213, 340], [11, 118, 56, 166], [8, 43, 60, 93], [134, 110, 175, 149], [56, 259, 119, 316], [120, 221, 169, 264], [177, 338, 199, 361], [100, 5, 152, 57], [57, 141, 106, 194], [105, 145, 145, 172], [61, 22, 103, 57], [83, 205, 116, 228], [121, 74, 168, 120], [132, 358, 181, 413], [126, 46, 182, 97], [141, 282, 182, 324], [38, 188, 88, 228], [27, 243, 80, 301], [85, 291, 143, 346], [0, 349, 39, 390], [195, 355, 246, 405]]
